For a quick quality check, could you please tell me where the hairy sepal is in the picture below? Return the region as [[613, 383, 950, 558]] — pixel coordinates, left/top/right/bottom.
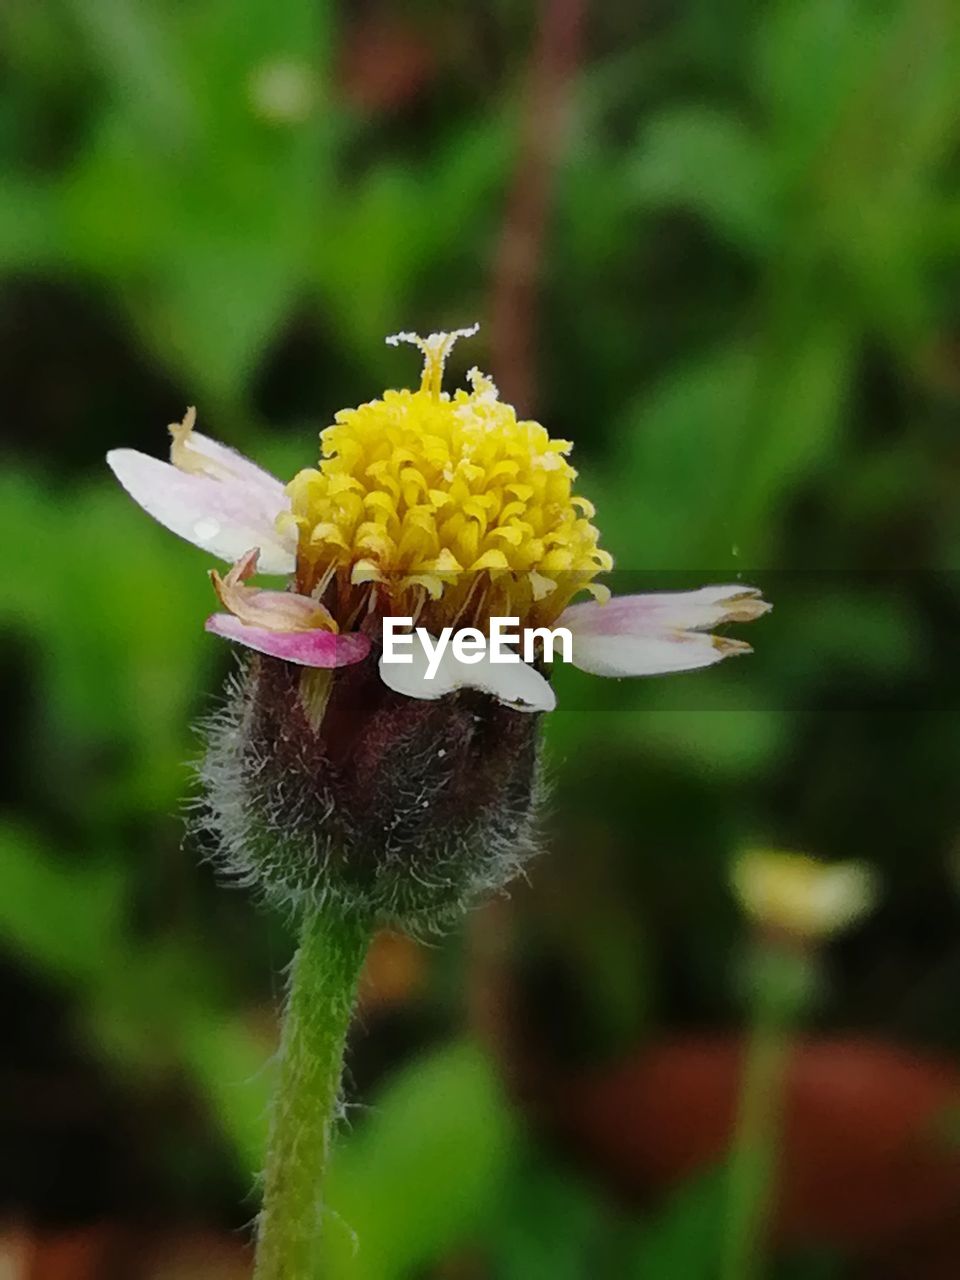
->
[[197, 652, 546, 932]]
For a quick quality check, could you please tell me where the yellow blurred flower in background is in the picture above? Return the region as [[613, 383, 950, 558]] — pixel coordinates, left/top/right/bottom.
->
[[732, 849, 878, 941]]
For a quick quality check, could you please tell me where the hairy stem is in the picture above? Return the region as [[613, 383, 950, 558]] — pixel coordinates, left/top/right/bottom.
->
[[254, 909, 370, 1280]]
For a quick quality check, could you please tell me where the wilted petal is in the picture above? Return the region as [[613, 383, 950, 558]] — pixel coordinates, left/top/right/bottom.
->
[[561, 584, 769, 678], [210, 548, 334, 631], [107, 448, 296, 574], [205, 613, 370, 667], [378, 631, 555, 713]]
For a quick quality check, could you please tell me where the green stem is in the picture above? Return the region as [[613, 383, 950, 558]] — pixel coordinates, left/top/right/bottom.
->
[[254, 908, 371, 1280], [721, 943, 808, 1280]]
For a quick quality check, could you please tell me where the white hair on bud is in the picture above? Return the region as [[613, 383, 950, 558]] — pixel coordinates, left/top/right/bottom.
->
[[189, 654, 547, 934]]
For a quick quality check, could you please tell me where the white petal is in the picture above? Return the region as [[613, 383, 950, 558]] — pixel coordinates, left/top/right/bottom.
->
[[181, 431, 290, 503], [378, 632, 555, 712], [107, 448, 296, 574], [568, 629, 751, 678], [560, 585, 770, 637]]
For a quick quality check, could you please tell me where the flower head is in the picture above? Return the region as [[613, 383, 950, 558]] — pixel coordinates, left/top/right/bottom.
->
[[107, 326, 771, 927], [108, 325, 770, 714], [282, 325, 610, 643]]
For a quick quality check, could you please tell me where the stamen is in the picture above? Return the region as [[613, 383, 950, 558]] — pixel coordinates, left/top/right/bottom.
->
[[386, 323, 480, 398], [169, 406, 203, 473], [169, 406, 232, 483]]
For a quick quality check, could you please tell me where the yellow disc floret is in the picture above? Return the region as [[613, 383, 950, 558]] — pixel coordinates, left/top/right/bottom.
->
[[282, 327, 612, 633]]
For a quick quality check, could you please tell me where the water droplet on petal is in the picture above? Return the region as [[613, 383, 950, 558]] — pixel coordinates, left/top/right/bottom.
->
[[194, 516, 221, 543]]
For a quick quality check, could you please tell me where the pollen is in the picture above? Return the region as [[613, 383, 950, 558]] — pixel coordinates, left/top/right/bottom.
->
[[282, 327, 612, 632]]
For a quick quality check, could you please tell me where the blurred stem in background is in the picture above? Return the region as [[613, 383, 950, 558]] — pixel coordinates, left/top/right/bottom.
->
[[721, 938, 813, 1280], [254, 909, 371, 1280], [722, 850, 878, 1279], [491, 0, 586, 412]]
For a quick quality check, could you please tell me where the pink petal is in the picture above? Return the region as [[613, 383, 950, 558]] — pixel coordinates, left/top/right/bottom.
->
[[210, 548, 335, 631], [205, 613, 371, 668], [560, 585, 769, 678], [566, 629, 751, 678], [107, 449, 296, 574], [560, 584, 770, 637]]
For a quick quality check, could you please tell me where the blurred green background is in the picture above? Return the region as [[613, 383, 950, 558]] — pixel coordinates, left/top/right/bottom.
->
[[2, 1, 960, 1276]]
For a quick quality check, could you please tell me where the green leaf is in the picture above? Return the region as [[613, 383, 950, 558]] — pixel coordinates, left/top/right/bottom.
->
[[321, 1041, 517, 1279], [0, 822, 127, 981], [603, 344, 758, 569], [626, 1166, 727, 1279], [489, 1158, 611, 1280], [630, 108, 780, 252]]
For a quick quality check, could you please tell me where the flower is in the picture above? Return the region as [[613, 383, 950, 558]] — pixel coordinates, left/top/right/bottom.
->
[[107, 327, 771, 927], [108, 325, 770, 714], [731, 849, 879, 941]]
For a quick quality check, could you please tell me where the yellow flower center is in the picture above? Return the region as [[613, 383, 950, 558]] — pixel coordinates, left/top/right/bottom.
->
[[281, 327, 612, 632]]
